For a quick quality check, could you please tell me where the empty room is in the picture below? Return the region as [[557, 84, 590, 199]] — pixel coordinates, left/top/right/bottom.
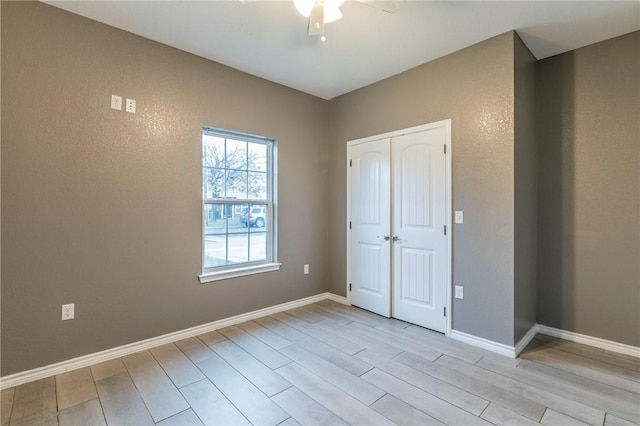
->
[[1, 1, 639, 425]]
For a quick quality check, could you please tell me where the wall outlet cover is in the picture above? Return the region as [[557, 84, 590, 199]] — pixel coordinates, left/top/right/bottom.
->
[[62, 303, 75, 320]]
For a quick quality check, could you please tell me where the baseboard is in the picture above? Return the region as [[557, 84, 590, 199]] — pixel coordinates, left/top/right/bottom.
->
[[536, 324, 640, 359], [324, 293, 349, 305], [514, 324, 538, 357], [449, 330, 517, 358], [0, 292, 339, 390]]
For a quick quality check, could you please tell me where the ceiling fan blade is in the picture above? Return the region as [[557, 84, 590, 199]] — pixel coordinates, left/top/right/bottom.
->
[[307, 3, 325, 36], [355, 0, 403, 14]]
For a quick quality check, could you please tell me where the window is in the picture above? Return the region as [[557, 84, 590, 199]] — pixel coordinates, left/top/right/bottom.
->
[[199, 127, 279, 282]]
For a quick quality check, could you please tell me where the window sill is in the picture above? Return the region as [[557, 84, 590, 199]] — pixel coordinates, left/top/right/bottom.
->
[[199, 263, 282, 283]]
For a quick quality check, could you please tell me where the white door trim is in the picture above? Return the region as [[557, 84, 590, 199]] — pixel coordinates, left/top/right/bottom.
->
[[346, 119, 452, 336]]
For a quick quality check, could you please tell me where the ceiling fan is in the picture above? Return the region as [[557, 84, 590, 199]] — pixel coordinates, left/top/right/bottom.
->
[[241, 0, 403, 41]]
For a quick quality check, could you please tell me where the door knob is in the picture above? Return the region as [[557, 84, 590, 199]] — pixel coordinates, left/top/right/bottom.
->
[[392, 234, 400, 242], [377, 235, 390, 241]]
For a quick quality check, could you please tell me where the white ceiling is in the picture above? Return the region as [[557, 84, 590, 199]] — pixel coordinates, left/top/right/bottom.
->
[[45, 1, 640, 99]]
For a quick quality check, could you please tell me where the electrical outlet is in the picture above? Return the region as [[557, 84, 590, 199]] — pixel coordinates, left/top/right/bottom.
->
[[455, 286, 464, 299], [111, 95, 122, 111], [125, 98, 136, 113], [62, 303, 75, 320], [304, 264, 309, 275]]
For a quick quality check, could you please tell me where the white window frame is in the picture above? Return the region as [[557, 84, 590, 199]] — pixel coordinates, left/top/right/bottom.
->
[[199, 127, 280, 283]]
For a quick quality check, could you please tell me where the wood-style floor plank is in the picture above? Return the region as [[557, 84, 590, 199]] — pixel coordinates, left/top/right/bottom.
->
[[297, 304, 353, 325], [395, 351, 546, 421], [534, 335, 640, 372], [180, 379, 250, 426], [315, 301, 384, 327], [89, 358, 126, 382], [255, 316, 373, 376], [313, 318, 404, 358], [521, 343, 640, 390], [197, 330, 227, 347], [174, 337, 216, 364], [272, 312, 366, 355], [197, 353, 289, 425], [285, 306, 326, 324], [156, 409, 203, 426], [95, 372, 154, 426], [275, 362, 394, 426], [361, 368, 492, 425], [480, 403, 540, 426], [436, 354, 606, 425], [605, 413, 640, 426], [150, 343, 205, 389], [280, 345, 385, 405], [238, 320, 292, 350], [370, 394, 444, 425], [271, 387, 349, 426], [55, 367, 98, 411], [57, 398, 105, 426], [122, 351, 189, 422], [540, 408, 591, 426], [346, 321, 443, 361], [494, 357, 640, 423], [9, 377, 57, 426], [384, 323, 486, 364], [356, 349, 489, 416], [1, 388, 15, 426], [211, 340, 291, 397], [218, 325, 291, 370], [279, 417, 301, 426]]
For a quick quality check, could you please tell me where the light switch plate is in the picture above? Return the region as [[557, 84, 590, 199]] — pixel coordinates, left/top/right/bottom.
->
[[455, 286, 464, 299], [455, 210, 464, 224]]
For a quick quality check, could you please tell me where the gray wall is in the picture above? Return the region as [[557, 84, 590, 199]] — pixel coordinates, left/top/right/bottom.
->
[[1, 2, 329, 376], [537, 31, 640, 347], [513, 34, 538, 343], [328, 33, 518, 345]]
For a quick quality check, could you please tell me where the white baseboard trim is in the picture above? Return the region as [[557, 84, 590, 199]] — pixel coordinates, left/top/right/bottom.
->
[[536, 324, 640, 359], [514, 324, 538, 357], [449, 330, 517, 358], [325, 293, 349, 305], [0, 292, 339, 390]]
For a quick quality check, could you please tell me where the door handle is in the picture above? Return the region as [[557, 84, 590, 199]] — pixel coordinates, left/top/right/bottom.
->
[[377, 235, 390, 241], [392, 234, 400, 242]]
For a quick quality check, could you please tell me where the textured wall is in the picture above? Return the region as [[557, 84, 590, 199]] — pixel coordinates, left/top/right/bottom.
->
[[513, 34, 538, 343], [537, 31, 640, 346], [1, 2, 329, 375], [329, 33, 517, 345]]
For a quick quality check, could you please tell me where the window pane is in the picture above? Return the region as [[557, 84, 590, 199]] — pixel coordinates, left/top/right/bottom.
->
[[226, 139, 247, 170], [250, 232, 267, 262], [225, 170, 247, 199], [227, 232, 249, 264], [204, 234, 227, 268], [248, 204, 268, 231], [203, 135, 225, 168], [204, 204, 226, 234], [228, 204, 248, 233], [248, 142, 267, 172], [248, 172, 267, 200], [204, 167, 225, 199]]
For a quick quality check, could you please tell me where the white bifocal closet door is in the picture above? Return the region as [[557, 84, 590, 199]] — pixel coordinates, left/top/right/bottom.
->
[[392, 128, 447, 332], [349, 138, 391, 317]]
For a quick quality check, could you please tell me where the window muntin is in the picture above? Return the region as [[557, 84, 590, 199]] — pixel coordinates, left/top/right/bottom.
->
[[202, 128, 275, 275]]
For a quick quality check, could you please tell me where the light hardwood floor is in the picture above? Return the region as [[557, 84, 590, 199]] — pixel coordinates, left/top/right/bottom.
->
[[2, 300, 639, 425]]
